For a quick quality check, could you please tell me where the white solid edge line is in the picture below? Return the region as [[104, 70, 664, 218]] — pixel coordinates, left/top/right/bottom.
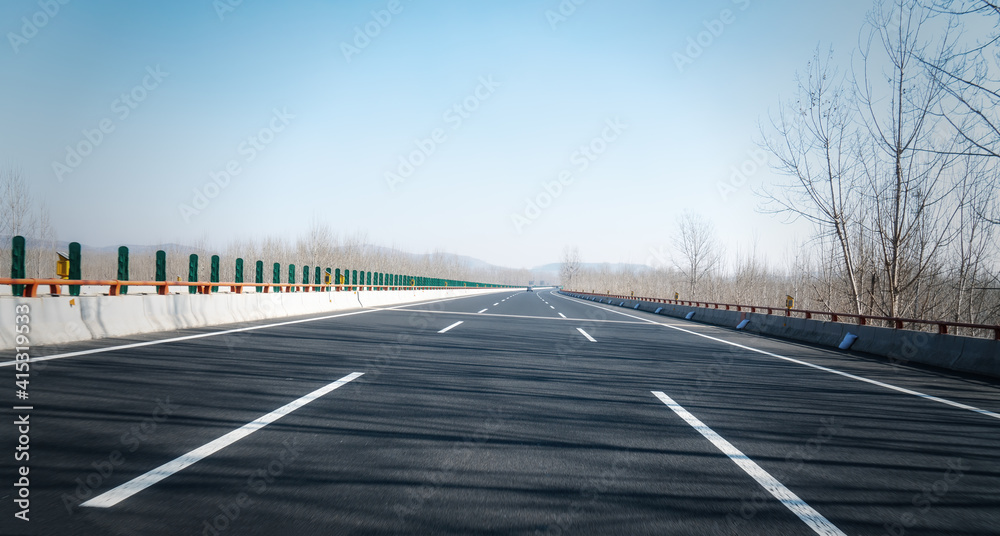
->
[[0, 293, 488, 368], [553, 292, 1000, 421], [438, 321, 464, 333], [576, 327, 597, 342], [652, 391, 846, 536], [81, 372, 364, 508], [477, 308, 488, 314]]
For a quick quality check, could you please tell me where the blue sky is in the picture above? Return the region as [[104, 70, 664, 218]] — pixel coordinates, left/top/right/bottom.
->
[[2, 0, 880, 269]]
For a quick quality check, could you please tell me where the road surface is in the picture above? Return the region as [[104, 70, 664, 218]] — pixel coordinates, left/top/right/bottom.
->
[[3, 289, 999, 535]]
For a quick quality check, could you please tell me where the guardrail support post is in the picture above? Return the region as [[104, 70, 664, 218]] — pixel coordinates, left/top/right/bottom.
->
[[302, 265, 309, 292], [234, 258, 244, 293], [352, 270, 357, 291], [68, 241, 82, 297], [335, 268, 341, 291], [117, 246, 130, 295], [288, 264, 296, 293], [155, 250, 168, 295], [11, 236, 25, 297], [210, 255, 220, 293], [273, 262, 281, 293], [256, 260, 264, 293], [188, 254, 199, 294], [315, 266, 321, 291]]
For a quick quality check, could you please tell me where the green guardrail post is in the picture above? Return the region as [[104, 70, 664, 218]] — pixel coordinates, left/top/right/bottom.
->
[[11, 236, 25, 297], [117, 246, 129, 295], [352, 270, 357, 291], [303, 265, 310, 291], [366, 271, 372, 291], [288, 264, 296, 292], [335, 268, 341, 291], [235, 258, 244, 289], [188, 254, 199, 294], [273, 262, 281, 293], [255, 260, 264, 292], [155, 250, 166, 282], [210, 255, 220, 293], [68, 241, 81, 296]]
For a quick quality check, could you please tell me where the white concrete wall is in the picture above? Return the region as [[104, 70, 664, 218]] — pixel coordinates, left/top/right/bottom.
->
[[565, 292, 1000, 380], [0, 288, 510, 350]]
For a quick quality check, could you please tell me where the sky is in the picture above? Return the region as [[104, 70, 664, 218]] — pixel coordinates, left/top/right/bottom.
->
[[1, 0, 884, 270]]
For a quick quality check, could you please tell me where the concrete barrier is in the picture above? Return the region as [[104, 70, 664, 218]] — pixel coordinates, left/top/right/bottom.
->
[[1, 288, 512, 350], [561, 292, 1000, 380]]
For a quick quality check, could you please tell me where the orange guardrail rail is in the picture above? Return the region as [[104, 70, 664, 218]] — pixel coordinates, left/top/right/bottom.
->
[[562, 290, 1000, 340]]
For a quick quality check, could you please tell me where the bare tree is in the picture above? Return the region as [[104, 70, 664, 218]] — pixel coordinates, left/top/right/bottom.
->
[[671, 212, 722, 298], [921, 1, 1000, 159], [560, 246, 581, 288], [0, 166, 35, 238], [760, 47, 867, 314], [855, 0, 963, 317]]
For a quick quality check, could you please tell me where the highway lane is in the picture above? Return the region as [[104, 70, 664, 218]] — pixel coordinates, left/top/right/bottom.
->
[[3, 288, 999, 535]]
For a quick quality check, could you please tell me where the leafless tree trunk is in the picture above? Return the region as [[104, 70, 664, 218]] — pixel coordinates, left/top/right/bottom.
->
[[0, 166, 35, 239], [759, 48, 866, 314], [856, 0, 962, 318], [560, 246, 581, 288], [671, 212, 722, 298]]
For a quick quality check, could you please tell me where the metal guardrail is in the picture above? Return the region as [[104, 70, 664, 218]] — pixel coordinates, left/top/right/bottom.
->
[[563, 290, 1000, 340], [0, 278, 495, 297]]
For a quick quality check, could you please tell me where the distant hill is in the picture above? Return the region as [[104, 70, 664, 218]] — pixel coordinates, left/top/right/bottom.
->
[[5, 236, 653, 283], [532, 262, 653, 273]]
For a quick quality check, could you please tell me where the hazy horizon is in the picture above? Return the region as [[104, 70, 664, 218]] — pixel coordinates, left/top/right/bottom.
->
[[4, 1, 884, 269]]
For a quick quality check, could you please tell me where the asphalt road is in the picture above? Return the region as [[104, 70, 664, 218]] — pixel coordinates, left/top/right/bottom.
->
[[3, 288, 999, 535]]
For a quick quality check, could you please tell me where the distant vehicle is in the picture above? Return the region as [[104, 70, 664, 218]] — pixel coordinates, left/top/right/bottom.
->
[[526, 286, 533, 292]]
